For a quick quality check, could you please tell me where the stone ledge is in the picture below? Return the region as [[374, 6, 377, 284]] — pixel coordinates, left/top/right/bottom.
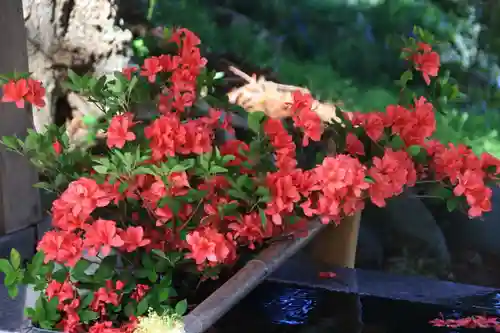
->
[[0, 215, 51, 261]]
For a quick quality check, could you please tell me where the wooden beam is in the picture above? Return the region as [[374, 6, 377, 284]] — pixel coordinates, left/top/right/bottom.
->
[[0, 0, 41, 235]]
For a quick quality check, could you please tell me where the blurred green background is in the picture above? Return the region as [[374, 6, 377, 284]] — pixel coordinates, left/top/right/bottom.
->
[[138, 0, 500, 157]]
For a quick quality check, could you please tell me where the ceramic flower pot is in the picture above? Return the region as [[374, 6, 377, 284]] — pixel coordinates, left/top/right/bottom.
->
[[307, 211, 362, 268]]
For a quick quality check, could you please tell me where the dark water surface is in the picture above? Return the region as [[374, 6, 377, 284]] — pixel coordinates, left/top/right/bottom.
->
[[214, 281, 495, 333]]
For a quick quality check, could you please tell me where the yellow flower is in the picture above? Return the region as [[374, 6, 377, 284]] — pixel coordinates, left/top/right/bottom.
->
[[134, 309, 185, 333]]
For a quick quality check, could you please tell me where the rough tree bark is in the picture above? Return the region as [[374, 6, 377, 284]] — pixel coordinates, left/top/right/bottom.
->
[[23, 0, 134, 132]]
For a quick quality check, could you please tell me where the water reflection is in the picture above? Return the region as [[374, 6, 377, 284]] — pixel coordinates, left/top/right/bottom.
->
[[454, 291, 500, 315], [216, 282, 492, 333], [262, 286, 318, 325]]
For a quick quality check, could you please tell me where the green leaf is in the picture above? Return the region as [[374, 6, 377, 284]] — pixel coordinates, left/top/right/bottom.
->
[[213, 72, 225, 80], [83, 115, 98, 126], [46, 296, 60, 321], [124, 302, 135, 317], [390, 136, 405, 150], [7, 285, 18, 298], [175, 299, 188, 315], [210, 165, 228, 173], [78, 293, 93, 309], [407, 145, 421, 156], [79, 310, 99, 323], [256, 186, 270, 198], [93, 256, 116, 281], [221, 154, 235, 164], [398, 70, 413, 87], [67, 69, 81, 87], [259, 209, 267, 227], [0, 258, 12, 274], [364, 176, 375, 184], [159, 288, 170, 302], [93, 165, 108, 174], [1, 136, 19, 150], [30, 251, 45, 272], [228, 189, 249, 201], [118, 182, 129, 193], [71, 260, 90, 279], [430, 186, 452, 199], [247, 111, 266, 133], [24, 307, 36, 319], [10, 249, 21, 270], [4, 271, 18, 285], [152, 249, 168, 260], [446, 197, 460, 212], [33, 182, 52, 190], [137, 297, 149, 316]]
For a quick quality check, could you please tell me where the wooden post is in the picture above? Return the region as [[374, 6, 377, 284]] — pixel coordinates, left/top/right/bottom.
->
[[307, 211, 362, 268], [0, 0, 41, 235]]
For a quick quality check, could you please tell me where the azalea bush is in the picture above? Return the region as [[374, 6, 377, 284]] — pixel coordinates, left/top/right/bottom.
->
[[0, 27, 498, 333]]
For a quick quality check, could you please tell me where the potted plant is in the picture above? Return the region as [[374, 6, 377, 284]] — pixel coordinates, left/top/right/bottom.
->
[[0, 27, 498, 333]]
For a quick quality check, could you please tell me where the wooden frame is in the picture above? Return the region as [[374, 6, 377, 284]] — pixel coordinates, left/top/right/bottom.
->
[[0, 0, 41, 235]]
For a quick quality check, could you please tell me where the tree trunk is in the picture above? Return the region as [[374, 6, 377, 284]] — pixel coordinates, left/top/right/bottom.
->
[[23, 0, 134, 132]]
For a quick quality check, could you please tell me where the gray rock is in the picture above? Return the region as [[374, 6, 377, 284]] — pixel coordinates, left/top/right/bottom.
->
[[0, 227, 35, 261], [363, 190, 451, 266], [356, 221, 384, 269], [441, 186, 500, 256], [23, 0, 133, 132]]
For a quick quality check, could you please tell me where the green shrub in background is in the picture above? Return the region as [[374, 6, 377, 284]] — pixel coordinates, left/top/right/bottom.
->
[[141, 0, 500, 157]]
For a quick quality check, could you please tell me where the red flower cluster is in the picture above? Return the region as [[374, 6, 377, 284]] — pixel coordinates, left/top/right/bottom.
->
[[410, 42, 440, 85], [368, 148, 416, 207], [289, 90, 324, 146], [4, 26, 500, 333], [426, 141, 499, 217], [1, 77, 46, 108], [430, 315, 499, 331], [351, 96, 436, 146]]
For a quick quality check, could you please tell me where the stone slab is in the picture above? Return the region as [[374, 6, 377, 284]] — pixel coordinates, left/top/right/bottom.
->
[[268, 251, 499, 314], [0, 227, 35, 261]]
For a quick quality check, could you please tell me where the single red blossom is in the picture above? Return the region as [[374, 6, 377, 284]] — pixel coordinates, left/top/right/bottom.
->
[[120, 316, 138, 333], [220, 139, 251, 170], [263, 118, 297, 171], [368, 149, 416, 207], [25, 78, 46, 108], [88, 321, 121, 333], [120, 226, 151, 252], [106, 112, 137, 149], [170, 27, 202, 49], [363, 112, 386, 142], [53, 140, 62, 155], [144, 113, 185, 160], [83, 219, 124, 256], [57, 308, 81, 333], [319, 271, 337, 278], [122, 66, 138, 80], [289, 90, 324, 145], [413, 50, 440, 85], [130, 284, 150, 301], [37, 230, 83, 267], [229, 212, 273, 249], [90, 281, 124, 316], [45, 279, 75, 304], [140, 56, 162, 83], [51, 177, 112, 231], [2, 79, 29, 108], [265, 169, 303, 225], [345, 133, 365, 156], [312, 155, 369, 222], [185, 227, 237, 267]]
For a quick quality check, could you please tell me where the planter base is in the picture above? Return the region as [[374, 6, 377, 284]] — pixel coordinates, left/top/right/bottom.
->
[[307, 212, 362, 268]]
